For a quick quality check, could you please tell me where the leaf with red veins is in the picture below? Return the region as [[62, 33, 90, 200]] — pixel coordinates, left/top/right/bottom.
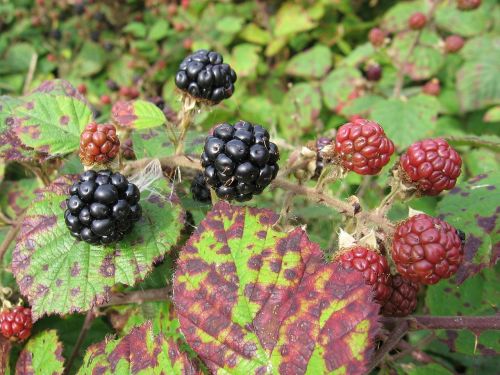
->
[[15, 330, 65, 374], [173, 202, 380, 374], [77, 321, 200, 375]]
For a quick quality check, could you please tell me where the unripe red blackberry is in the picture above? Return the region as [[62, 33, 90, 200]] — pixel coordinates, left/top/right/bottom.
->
[[457, 0, 481, 11], [392, 214, 464, 285], [334, 118, 395, 175], [175, 49, 237, 104], [369, 28, 386, 47], [79, 123, 120, 166], [121, 138, 136, 160], [365, 63, 382, 82], [408, 12, 427, 30], [336, 246, 392, 303], [0, 306, 32, 341], [399, 138, 462, 196], [445, 35, 465, 53], [422, 78, 441, 96], [382, 275, 419, 317]]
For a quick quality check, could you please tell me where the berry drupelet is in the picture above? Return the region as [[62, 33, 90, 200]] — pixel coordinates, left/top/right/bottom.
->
[[0, 306, 32, 341], [79, 123, 120, 166], [175, 49, 237, 104], [399, 138, 461, 196], [334, 118, 395, 175], [391, 214, 464, 285], [65, 170, 142, 245], [201, 121, 279, 201]]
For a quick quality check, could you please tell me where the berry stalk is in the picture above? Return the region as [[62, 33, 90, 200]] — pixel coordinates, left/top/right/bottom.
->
[[175, 95, 197, 156]]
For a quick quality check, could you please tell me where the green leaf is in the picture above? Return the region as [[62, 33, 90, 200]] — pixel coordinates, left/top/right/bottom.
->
[[0, 178, 39, 219], [12, 176, 185, 319], [72, 42, 106, 78], [130, 128, 204, 159], [228, 44, 261, 78], [173, 202, 379, 375], [382, 0, 427, 32], [339, 43, 375, 68], [407, 363, 453, 375], [15, 330, 65, 375], [123, 22, 147, 38], [111, 100, 167, 129], [320, 67, 362, 111], [148, 19, 169, 41], [340, 95, 385, 118], [371, 95, 440, 149], [216, 16, 244, 34], [77, 322, 198, 375], [239, 23, 271, 45], [484, 106, 500, 122], [0, 43, 36, 74], [285, 45, 332, 79], [437, 172, 500, 283], [239, 96, 277, 126], [274, 3, 317, 37], [389, 30, 444, 81], [11, 93, 93, 156], [435, 0, 496, 37], [279, 83, 321, 139]]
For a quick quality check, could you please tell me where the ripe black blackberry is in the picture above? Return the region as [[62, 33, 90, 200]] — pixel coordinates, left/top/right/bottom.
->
[[64, 170, 142, 245], [191, 172, 211, 203], [201, 121, 279, 201], [175, 49, 237, 104]]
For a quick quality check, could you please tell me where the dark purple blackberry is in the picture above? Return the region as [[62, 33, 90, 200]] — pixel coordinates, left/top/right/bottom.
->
[[64, 170, 142, 245], [191, 172, 211, 203], [201, 121, 279, 201], [313, 137, 332, 179], [175, 49, 237, 104]]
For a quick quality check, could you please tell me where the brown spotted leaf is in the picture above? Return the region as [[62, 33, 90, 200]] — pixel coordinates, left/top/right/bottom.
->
[[438, 172, 500, 283], [77, 321, 200, 375], [0, 178, 39, 220], [12, 176, 184, 319], [173, 202, 379, 375], [15, 330, 65, 375], [111, 100, 166, 129]]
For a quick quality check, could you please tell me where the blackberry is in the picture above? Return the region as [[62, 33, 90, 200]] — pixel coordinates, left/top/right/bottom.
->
[[313, 137, 332, 179], [64, 170, 142, 245], [201, 121, 279, 201], [191, 172, 211, 203], [175, 49, 237, 104]]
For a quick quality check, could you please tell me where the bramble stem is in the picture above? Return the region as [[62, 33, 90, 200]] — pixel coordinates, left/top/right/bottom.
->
[[101, 287, 171, 307], [0, 212, 25, 262], [63, 309, 95, 375], [175, 96, 197, 156], [382, 315, 500, 331], [367, 320, 409, 373]]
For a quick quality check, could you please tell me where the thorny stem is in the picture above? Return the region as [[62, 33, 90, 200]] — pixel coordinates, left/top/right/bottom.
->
[[382, 315, 500, 331], [367, 320, 409, 373], [392, 0, 441, 98], [175, 95, 198, 156], [63, 309, 95, 375]]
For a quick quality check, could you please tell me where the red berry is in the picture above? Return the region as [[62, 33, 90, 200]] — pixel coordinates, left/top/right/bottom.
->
[[183, 38, 193, 50], [422, 78, 441, 96], [408, 12, 427, 30], [369, 28, 386, 47], [336, 246, 392, 303], [119, 86, 130, 97], [77, 84, 87, 95], [47, 53, 56, 62], [399, 138, 462, 196], [0, 306, 32, 341], [100, 95, 111, 105], [382, 275, 419, 317], [365, 63, 382, 82], [457, 0, 481, 11], [79, 122, 120, 166], [335, 118, 395, 175], [445, 35, 465, 53], [392, 214, 464, 285]]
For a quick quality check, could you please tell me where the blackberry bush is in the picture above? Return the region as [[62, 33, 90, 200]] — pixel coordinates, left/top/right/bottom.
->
[[201, 121, 279, 201], [174, 49, 237, 104], [64, 170, 142, 245]]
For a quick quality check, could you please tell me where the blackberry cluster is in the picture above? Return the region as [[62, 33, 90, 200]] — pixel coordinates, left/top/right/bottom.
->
[[191, 172, 211, 203], [201, 121, 279, 201], [175, 49, 237, 104], [64, 170, 142, 245]]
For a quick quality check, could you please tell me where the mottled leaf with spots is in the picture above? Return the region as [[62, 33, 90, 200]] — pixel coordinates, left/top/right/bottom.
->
[[15, 330, 65, 375], [173, 202, 379, 375], [12, 176, 184, 319], [111, 100, 167, 130], [77, 321, 200, 375]]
